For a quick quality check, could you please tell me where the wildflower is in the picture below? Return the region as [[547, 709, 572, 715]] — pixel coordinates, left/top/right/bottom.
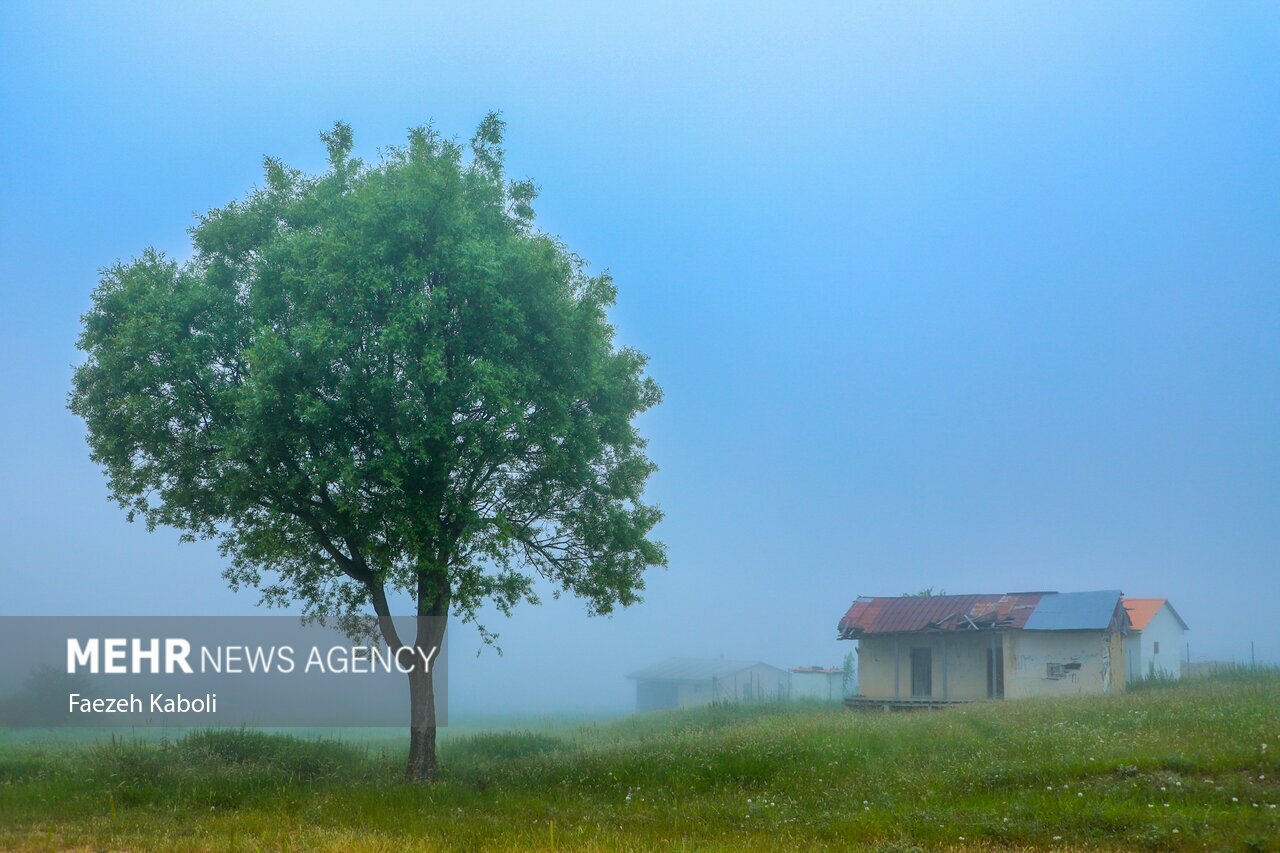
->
[[1053, 835, 1062, 841], [1172, 829, 1179, 834], [1232, 797, 1238, 802]]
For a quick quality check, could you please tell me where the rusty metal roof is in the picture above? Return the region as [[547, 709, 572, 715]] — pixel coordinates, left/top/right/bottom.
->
[[837, 593, 1044, 638], [838, 590, 1136, 638]]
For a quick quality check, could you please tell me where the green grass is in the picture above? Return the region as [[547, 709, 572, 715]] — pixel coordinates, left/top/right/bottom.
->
[[1, 673, 1278, 851]]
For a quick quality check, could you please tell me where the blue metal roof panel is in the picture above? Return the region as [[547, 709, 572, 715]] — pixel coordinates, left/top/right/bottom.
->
[[1023, 590, 1123, 631]]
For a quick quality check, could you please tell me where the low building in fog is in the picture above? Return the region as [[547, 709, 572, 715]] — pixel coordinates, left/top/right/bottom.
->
[[627, 658, 789, 712], [790, 666, 849, 700]]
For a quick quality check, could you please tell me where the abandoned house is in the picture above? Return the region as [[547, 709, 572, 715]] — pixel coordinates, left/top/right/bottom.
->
[[626, 658, 789, 712], [1123, 597, 1188, 681], [837, 590, 1130, 709]]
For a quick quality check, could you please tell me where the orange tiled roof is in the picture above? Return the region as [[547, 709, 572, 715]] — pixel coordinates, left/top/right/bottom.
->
[[1122, 598, 1166, 630]]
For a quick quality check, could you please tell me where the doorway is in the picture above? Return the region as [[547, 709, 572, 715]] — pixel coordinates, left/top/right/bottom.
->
[[986, 644, 1005, 698], [910, 647, 932, 697]]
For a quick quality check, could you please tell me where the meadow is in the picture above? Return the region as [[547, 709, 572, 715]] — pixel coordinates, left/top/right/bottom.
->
[[0, 670, 1277, 851]]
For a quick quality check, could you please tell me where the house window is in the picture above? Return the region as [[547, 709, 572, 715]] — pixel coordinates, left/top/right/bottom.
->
[[1046, 663, 1065, 680], [1153, 641, 1160, 655]]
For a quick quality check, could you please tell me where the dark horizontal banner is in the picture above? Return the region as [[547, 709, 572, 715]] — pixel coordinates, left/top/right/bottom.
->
[[0, 616, 446, 727]]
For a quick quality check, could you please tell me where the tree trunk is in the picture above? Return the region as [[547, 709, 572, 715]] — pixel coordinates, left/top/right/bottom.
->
[[406, 662, 438, 782], [404, 577, 449, 783]]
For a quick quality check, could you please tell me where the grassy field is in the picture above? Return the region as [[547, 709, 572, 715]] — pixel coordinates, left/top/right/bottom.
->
[[1, 671, 1277, 851]]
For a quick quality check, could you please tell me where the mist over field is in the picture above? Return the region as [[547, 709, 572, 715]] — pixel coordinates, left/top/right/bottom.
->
[[3, 2, 1279, 722]]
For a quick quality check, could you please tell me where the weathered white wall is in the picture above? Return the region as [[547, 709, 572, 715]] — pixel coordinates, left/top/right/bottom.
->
[[853, 633, 1003, 700], [1130, 605, 1185, 679], [1005, 630, 1123, 697], [1125, 632, 1144, 682], [854, 630, 1127, 700]]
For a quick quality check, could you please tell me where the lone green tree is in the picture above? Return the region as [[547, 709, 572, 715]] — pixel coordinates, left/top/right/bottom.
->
[[69, 116, 665, 781]]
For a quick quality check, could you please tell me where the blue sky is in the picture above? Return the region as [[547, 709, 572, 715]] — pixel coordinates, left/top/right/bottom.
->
[[2, 2, 1278, 713]]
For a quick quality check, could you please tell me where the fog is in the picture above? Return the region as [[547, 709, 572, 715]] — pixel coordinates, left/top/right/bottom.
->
[[2, 3, 1278, 717]]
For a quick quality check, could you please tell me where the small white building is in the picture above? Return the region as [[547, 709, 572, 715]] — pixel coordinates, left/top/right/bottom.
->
[[627, 658, 789, 712], [790, 666, 848, 700], [1123, 598, 1188, 680]]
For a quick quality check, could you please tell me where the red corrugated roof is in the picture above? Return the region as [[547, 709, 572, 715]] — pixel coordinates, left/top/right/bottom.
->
[[837, 592, 1044, 638]]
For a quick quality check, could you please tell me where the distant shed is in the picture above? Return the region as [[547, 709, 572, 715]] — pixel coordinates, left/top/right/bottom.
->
[[626, 658, 789, 712], [790, 667, 848, 700]]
